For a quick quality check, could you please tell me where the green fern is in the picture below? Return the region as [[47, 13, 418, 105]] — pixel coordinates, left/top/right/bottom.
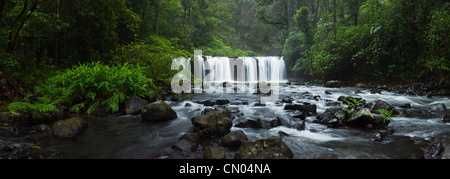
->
[[340, 102, 355, 115], [8, 102, 58, 113], [36, 62, 157, 115], [340, 97, 365, 115], [377, 108, 398, 121], [343, 98, 365, 110]]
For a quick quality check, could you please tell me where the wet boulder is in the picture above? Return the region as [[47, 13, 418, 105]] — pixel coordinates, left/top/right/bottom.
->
[[172, 139, 198, 153], [286, 110, 307, 120], [370, 88, 382, 94], [442, 145, 450, 159], [315, 110, 334, 124], [191, 108, 232, 138], [230, 100, 248, 105], [125, 96, 149, 115], [172, 132, 202, 153], [413, 137, 445, 159], [430, 103, 446, 111], [2, 143, 32, 159], [370, 128, 395, 142], [194, 100, 215, 106], [315, 107, 343, 127], [215, 99, 230, 105], [170, 96, 181, 102], [221, 130, 248, 151], [441, 114, 450, 123], [204, 147, 226, 159], [284, 104, 317, 116], [281, 97, 293, 103], [334, 110, 349, 122], [399, 103, 412, 108], [235, 136, 293, 159], [325, 80, 342, 88], [141, 100, 177, 122], [370, 100, 399, 115], [293, 121, 306, 130], [52, 117, 87, 140], [346, 108, 389, 129], [234, 117, 282, 129], [325, 100, 341, 107]]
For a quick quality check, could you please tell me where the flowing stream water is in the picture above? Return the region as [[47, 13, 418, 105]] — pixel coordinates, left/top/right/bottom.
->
[[1, 57, 449, 159]]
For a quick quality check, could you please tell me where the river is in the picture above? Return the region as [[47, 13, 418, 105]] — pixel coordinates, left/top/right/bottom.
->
[[1, 56, 449, 159], [29, 83, 448, 159]]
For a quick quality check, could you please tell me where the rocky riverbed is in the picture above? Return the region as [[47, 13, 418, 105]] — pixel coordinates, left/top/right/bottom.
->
[[1, 82, 449, 159]]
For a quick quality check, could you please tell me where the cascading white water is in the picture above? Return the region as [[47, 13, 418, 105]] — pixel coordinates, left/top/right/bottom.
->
[[205, 56, 233, 83], [189, 56, 287, 83], [241, 57, 258, 83]]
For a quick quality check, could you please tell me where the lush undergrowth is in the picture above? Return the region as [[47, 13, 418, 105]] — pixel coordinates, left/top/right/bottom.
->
[[8, 62, 158, 115]]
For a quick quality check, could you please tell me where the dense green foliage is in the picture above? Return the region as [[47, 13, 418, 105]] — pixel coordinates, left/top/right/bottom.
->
[[112, 35, 191, 84], [0, 0, 448, 114], [8, 101, 58, 114], [277, 0, 449, 82], [35, 62, 156, 114]]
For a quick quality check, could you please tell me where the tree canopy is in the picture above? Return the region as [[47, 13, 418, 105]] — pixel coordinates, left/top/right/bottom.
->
[[0, 0, 449, 102]]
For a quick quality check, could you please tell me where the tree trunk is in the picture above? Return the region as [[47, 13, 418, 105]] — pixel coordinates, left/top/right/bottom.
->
[[7, 0, 39, 53], [283, 0, 289, 33], [55, 0, 60, 66], [153, 1, 159, 35], [354, 0, 358, 26], [333, 0, 336, 36], [316, 0, 320, 17]]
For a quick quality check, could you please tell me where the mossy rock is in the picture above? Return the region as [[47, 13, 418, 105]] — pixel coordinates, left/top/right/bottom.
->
[[141, 100, 177, 122], [52, 117, 87, 140]]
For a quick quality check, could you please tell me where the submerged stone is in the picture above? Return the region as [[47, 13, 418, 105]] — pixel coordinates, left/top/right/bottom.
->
[[52, 117, 87, 140]]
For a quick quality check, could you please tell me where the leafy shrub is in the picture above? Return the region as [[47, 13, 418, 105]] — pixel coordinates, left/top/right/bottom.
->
[[112, 36, 191, 84], [36, 62, 156, 114]]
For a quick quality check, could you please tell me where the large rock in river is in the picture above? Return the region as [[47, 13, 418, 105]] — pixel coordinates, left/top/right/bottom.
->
[[284, 104, 317, 116], [430, 103, 446, 111], [125, 96, 149, 115], [222, 130, 248, 151], [325, 80, 342, 88], [370, 100, 399, 115], [442, 114, 450, 123], [234, 136, 293, 159], [191, 107, 232, 138], [141, 100, 177, 122], [52, 117, 87, 140], [346, 108, 389, 129]]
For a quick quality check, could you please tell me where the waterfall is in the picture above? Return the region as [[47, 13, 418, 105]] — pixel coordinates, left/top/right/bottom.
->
[[189, 56, 287, 83], [241, 57, 258, 83]]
